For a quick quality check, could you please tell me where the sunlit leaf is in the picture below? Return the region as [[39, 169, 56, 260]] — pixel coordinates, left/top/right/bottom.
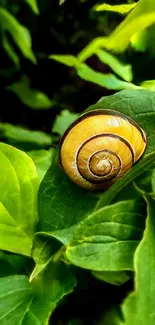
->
[[0, 142, 39, 256], [28, 149, 53, 181], [140, 80, 155, 91], [95, 3, 137, 14]]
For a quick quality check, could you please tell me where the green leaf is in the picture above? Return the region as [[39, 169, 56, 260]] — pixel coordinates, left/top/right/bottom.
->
[[52, 110, 79, 136], [0, 7, 36, 63], [131, 25, 155, 54], [122, 197, 155, 325], [0, 261, 76, 325], [77, 64, 138, 90], [38, 157, 98, 232], [95, 49, 133, 82], [92, 270, 131, 286], [49, 54, 79, 67], [25, 0, 39, 14], [7, 79, 54, 109], [66, 199, 145, 272], [0, 142, 39, 256], [79, 0, 155, 57], [140, 80, 155, 91], [27, 149, 53, 181], [0, 123, 52, 149], [95, 3, 137, 14], [2, 33, 20, 68], [95, 152, 155, 210], [106, 0, 155, 53]]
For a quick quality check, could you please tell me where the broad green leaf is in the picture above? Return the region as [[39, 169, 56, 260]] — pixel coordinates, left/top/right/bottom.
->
[[0, 261, 76, 325], [7, 79, 54, 109], [0, 7, 36, 63], [38, 157, 98, 232], [95, 49, 133, 82], [140, 80, 155, 91], [92, 270, 131, 286], [49, 54, 79, 67], [77, 64, 138, 90], [0, 142, 39, 256], [0, 123, 52, 150], [28, 149, 53, 181], [122, 197, 155, 325], [52, 110, 79, 136], [95, 3, 137, 14], [25, 0, 39, 14], [95, 152, 155, 210], [66, 199, 145, 271], [2, 33, 20, 68]]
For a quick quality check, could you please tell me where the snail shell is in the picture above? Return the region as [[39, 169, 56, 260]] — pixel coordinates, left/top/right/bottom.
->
[[60, 109, 147, 190]]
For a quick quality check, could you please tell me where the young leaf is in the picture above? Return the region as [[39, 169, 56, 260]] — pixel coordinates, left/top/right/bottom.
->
[[66, 199, 145, 271], [0, 7, 36, 63], [77, 64, 138, 90], [25, 0, 39, 15], [7, 79, 54, 109], [122, 197, 155, 325], [0, 261, 76, 325], [52, 110, 79, 136], [95, 3, 137, 14], [0, 142, 39, 256]]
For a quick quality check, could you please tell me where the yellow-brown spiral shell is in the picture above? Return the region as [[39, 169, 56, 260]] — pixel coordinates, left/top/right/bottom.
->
[[60, 109, 147, 190]]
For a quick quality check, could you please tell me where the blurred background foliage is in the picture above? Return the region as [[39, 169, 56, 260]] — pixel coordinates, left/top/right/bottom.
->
[[1, 0, 155, 154], [1, 0, 155, 324]]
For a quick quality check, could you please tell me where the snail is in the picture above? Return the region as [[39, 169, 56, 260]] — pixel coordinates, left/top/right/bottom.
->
[[59, 109, 147, 190]]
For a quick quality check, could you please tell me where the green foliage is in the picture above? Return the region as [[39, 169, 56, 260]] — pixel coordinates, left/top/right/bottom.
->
[[0, 7, 36, 64], [1, 0, 155, 324], [95, 3, 137, 14], [7, 78, 54, 109], [122, 197, 155, 325], [0, 143, 39, 256]]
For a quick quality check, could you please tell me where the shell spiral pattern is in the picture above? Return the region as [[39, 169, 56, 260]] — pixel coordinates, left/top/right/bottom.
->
[[60, 110, 147, 190]]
